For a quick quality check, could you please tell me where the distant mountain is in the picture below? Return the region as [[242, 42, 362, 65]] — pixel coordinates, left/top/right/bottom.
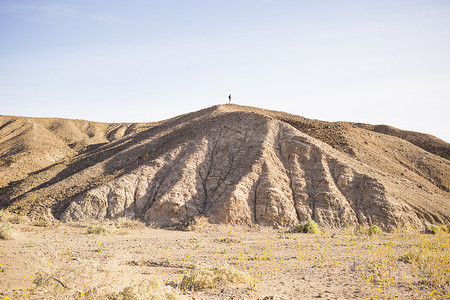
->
[[1, 105, 448, 230]]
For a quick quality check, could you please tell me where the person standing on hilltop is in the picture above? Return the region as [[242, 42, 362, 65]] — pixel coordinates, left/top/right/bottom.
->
[[228, 94, 231, 104]]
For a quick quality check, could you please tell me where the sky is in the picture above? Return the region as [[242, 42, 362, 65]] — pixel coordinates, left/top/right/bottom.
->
[[1, 0, 449, 142]]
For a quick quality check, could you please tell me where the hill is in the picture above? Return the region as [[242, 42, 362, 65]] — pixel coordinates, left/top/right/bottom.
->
[[0, 105, 449, 230]]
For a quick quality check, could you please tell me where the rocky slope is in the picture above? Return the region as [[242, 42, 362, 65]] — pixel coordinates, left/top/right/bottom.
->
[[0, 105, 448, 230]]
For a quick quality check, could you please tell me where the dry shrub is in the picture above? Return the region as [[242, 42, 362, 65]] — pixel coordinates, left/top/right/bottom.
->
[[114, 217, 145, 229], [190, 216, 210, 232], [0, 210, 27, 224], [174, 219, 195, 231], [33, 258, 116, 298], [0, 209, 9, 222], [180, 263, 255, 291], [32, 219, 52, 227], [20, 226, 36, 232], [88, 219, 146, 235], [116, 230, 130, 236], [106, 279, 181, 300], [217, 237, 240, 244], [173, 216, 210, 232], [86, 224, 113, 234], [0, 224, 13, 240], [8, 214, 27, 224]]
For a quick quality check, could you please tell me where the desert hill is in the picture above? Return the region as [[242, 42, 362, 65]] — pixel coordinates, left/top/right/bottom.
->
[[0, 105, 448, 230], [0, 115, 156, 187]]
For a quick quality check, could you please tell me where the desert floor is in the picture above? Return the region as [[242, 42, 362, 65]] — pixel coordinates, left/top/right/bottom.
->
[[0, 219, 449, 299]]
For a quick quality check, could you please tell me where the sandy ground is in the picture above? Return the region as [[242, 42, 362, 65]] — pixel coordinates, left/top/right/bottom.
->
[[0, 221, 449, 299]]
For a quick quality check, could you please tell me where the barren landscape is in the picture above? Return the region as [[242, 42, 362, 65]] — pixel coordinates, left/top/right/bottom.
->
[[1, 104, 449, 299], [1, 216, 449, 299]]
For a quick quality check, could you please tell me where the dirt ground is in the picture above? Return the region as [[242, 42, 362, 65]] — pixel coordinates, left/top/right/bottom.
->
[[1, 220, 449, 299]]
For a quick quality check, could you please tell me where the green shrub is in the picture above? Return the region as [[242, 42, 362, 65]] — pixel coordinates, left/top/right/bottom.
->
[[398, 251, 422, 264], [353, 225, 383, 236], [367, 225, 382, 236], [430, 225, 447, 234], [293, 220, 320, 234]]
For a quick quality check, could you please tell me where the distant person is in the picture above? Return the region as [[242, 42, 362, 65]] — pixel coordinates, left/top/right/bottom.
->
[[228, 94, 231, 104]]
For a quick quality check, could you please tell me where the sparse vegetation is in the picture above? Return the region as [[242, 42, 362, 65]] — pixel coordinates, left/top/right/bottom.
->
[[397, 230, 450, 286], [1, 223, 449, 299]]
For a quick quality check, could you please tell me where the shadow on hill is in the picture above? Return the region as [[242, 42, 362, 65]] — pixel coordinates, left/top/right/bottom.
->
[[2, 107, 219, 210], [51, 110, 271, 220]]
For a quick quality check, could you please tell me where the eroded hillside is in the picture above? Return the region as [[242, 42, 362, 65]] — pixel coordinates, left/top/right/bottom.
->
[[0, 105, 448, 230]]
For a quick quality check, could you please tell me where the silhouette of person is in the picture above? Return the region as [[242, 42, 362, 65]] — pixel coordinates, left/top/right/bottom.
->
[[228, 94, 231, 104]]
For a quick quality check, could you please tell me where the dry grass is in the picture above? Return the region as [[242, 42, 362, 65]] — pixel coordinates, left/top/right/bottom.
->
[[0, 209, 8, 222], [30, 256, 138, 299], [114, 217, 146, 229], [86, 224, 114, 234], [86, 219, 146, 234], [106, 279, 181, 300], [32, 219, 52, 227], [0, 224, 13, 240], [180, 263, 255, 291], [172, 216, 211, 232], [0, 209, 28, 224]]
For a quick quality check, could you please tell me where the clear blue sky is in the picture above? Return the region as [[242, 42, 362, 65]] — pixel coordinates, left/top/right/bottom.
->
[[1, 0, 449, 142]]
